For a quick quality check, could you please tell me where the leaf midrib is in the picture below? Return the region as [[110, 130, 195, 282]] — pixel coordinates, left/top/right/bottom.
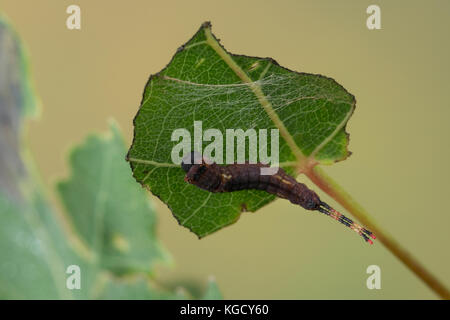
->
[[204, 26, 308, 167]]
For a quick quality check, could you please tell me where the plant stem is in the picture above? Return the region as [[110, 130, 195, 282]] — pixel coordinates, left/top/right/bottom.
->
[[305, 165, 450, 300]]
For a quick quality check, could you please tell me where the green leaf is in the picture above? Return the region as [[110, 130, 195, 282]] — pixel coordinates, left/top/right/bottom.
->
[[127, 22, 355, 237], [0, 194, 71, 299], [57, 122, 170, 275]]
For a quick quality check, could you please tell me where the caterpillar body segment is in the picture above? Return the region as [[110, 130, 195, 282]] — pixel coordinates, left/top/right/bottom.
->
[[181, 152, 375, 244]]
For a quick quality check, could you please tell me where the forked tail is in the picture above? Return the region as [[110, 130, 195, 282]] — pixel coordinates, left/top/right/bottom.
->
[[318, 202, 376, 244]]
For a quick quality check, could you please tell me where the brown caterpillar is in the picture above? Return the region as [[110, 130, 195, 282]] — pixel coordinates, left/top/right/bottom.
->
[[182, 151, 376, 244]]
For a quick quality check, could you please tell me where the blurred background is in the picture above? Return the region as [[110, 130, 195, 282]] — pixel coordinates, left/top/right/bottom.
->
[[1, 0, 449, 299]]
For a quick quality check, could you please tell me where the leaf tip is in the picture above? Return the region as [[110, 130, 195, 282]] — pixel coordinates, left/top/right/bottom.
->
[[201, 21, 212, 29]]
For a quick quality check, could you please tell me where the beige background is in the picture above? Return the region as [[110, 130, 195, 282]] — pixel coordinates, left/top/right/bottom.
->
[[2, 0, 449, 299]]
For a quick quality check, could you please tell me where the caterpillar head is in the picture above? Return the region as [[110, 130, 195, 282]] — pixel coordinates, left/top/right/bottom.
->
[[181, 151, 204, 173], [181, 151, 221, 191]]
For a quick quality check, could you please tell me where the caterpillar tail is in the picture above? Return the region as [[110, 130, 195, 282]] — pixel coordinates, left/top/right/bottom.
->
[[318, 201, 376, 245]]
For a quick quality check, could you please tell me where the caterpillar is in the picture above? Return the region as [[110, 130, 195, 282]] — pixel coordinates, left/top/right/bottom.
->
[[181, 151, 376, 244]]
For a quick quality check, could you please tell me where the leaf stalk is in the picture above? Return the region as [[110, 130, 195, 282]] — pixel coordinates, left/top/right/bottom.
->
[[305, 165, 450, 300]]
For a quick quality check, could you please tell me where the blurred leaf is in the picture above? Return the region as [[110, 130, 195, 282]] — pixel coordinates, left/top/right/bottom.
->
[[57, 123, 170, 275], [0, 16, 77, 299], [0, 17, 221, 300], [202, 277, 223, 300], [0, 194, 73, 299], [127, 22, 355, 237], [97, 275, 188, 300], [0, 16, 36, 200]]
